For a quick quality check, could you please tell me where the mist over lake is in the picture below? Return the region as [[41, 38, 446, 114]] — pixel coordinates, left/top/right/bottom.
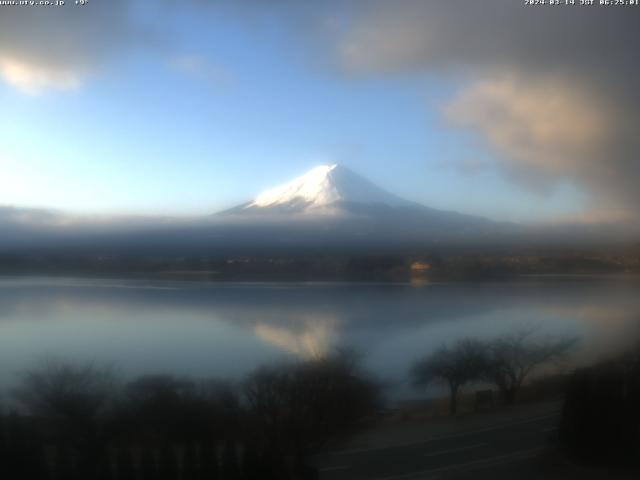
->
[[1, 275, 638, 402]]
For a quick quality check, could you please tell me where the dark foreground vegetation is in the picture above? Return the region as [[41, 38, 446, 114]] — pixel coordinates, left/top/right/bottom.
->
[[559, 345, 640, 469], [2, 330, 639, 479], [0, 353, 379, 480]]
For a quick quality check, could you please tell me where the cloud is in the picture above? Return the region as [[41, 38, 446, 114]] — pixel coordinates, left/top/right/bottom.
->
[[0, 1, 154, 93], [328, 0, 640, 219], [0, 0, 307, 94], [335, 0, 637, 77], [444, 73, 611, 191], [0, 56, 82, 95], [0, 206, 61, 227]]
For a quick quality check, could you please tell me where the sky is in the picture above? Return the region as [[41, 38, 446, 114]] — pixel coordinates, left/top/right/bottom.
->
[[0, 0, 638, 224]]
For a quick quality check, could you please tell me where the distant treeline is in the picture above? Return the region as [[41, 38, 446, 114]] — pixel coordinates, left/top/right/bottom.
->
[[0, 247, 639, 281]]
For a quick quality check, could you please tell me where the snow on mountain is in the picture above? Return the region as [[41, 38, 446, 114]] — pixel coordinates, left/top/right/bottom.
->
[[237, 164, 415, 214]]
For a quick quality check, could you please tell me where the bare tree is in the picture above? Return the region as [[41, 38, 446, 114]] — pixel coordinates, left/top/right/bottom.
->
[[411, 339, 486, 415], [243, 351, 379, 478], [483, 328, 577, 405], [122, 374, 239, 444], [14, 360, 117, 424], [13, 360, 118, 477]]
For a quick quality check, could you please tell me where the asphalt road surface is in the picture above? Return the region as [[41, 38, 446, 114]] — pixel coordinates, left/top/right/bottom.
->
[[314, 411, 561, 480]]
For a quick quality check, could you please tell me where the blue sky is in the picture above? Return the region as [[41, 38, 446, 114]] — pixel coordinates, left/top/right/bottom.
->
[[2, 1, 634, 223]]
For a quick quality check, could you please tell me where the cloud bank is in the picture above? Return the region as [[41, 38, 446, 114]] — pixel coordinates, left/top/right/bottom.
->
[[331, 0, 640, 220]]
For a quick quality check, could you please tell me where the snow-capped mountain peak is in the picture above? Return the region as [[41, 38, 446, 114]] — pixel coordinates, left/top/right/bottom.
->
[[242, 164, 413, 214]]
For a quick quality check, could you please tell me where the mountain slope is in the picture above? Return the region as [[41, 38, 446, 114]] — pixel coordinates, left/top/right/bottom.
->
[[211, 164, 516, 248], [223, 164, 416, 215]]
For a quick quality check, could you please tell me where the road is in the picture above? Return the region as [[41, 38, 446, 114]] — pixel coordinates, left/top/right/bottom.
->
[[313, 409, 561, 480]]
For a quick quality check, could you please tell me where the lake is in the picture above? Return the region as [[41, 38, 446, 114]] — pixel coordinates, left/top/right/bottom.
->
[[0, 275, 639, 401]]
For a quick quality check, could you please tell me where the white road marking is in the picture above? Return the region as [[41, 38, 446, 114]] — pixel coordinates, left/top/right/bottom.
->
[[423, 442, 487, 457]]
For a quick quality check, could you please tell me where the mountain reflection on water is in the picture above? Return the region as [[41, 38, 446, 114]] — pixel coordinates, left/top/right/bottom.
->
[[0, 275, 638, 400]]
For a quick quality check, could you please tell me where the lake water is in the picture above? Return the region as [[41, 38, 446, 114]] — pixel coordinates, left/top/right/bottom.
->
[[0, 275, 639, 401]]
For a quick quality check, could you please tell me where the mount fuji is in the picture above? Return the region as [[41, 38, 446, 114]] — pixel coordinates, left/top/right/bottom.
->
[[209, 164, 510, 250], [221, 164, 495, 225], [0, 165, 516, 256], [224, 164, 416, 215]]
